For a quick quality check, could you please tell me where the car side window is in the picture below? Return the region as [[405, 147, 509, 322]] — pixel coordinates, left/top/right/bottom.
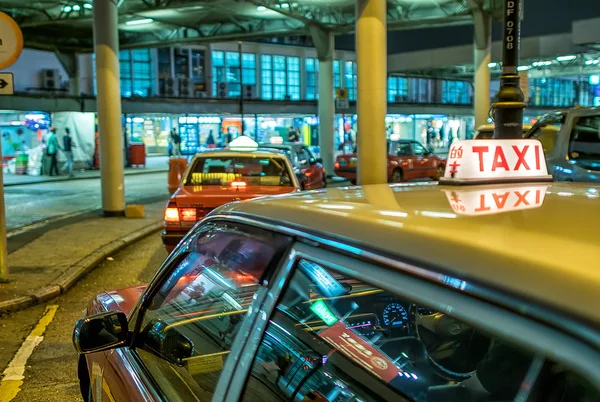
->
[[397, 143, 412, 156], [412, 142, 427, 156], [136, 223, 291, 401], [528, 121, 563, 154], [569, 115, 600, 166], [296, 148, 311, 168], [240, 259, 600, 402]]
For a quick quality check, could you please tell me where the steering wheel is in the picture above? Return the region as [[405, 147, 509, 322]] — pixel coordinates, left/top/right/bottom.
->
[[410, 305, 491, 382]]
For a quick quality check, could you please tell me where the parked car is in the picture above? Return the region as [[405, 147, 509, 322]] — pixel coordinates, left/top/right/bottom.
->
[[474, 124, 532, 139], [258, 142, 327, 190], [334, 139, 445, 183], [525, 107, 600, 182], [162, 145, 299, 252]]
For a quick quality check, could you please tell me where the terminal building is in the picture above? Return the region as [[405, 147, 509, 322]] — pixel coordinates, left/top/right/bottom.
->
[[0, 1, 599, 166]]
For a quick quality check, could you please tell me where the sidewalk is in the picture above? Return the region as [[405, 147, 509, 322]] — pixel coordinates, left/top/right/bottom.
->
[[0, 201, 165, 313], [3, 155, 169, 186]]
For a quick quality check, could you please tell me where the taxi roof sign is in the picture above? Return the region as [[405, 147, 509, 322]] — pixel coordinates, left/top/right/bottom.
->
[[228, 135, 258, 151], [440, 139, 553, 185]]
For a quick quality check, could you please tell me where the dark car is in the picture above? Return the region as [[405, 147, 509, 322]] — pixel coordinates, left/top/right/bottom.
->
[[258, 142, 327, 190]]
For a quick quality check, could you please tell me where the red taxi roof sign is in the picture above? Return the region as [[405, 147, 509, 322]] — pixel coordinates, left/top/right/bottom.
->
[[440, 139, 553, 185]]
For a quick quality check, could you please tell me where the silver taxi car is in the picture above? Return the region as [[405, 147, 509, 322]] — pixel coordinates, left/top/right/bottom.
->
[[526, 106, 600, 182], [74, 140, 600, 402]]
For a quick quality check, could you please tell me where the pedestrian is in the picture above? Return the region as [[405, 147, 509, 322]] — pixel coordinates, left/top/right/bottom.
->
[[288, 126, 298, 142], [171, 129, 182, 156], [61, 128, 76, 178], [46, 128, 60, 176], [206, 130, 216, 148]]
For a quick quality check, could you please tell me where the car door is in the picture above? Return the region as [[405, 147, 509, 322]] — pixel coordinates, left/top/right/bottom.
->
[[294, 146, 319, 189], [104, 222, 293, 402], [411, 141, 435, 178], [222, 240, 600, 402]]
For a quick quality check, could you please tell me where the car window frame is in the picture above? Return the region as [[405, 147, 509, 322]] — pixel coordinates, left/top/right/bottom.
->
[[567, 113, 600, 163], [128, 221, 294, 401], [396, 142, 413, 157], [526, 113, 566, 158], [202, 222, 600, 402], [411, 141, 427, 156]]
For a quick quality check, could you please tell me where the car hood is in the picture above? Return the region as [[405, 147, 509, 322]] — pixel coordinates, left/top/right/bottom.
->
[[173, 185, 298, 207]]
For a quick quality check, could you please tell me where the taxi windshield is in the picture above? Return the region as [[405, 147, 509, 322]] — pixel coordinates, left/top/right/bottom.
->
[[569, 114, 600, 171], [184, 156, 294, 187]]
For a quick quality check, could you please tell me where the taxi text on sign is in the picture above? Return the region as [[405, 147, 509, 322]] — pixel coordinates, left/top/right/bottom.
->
[[443, 139, 551, 182], [445, 185, 549, 216], [0, 12, 23, 70]]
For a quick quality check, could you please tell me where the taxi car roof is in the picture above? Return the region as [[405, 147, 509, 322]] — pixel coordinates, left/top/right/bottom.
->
[[191, 149, 290, 159], [214, 182, 600, 326]]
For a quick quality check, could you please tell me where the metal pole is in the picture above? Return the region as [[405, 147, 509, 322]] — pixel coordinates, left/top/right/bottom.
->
[[0, 137, 8, 282], [493, 0, 526, 139], [238, 41, 244, 135]]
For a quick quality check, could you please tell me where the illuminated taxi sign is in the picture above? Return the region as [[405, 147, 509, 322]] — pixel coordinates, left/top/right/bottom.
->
[[228, 136, 258, 151], [310, 300, 338, 326], [441, 139, 552, 184], [445, 184, 549, 216]]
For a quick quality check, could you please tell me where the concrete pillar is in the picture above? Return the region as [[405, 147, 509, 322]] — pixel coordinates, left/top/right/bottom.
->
[[473, 11, 491, 130], [356, 0, 387, 185], [93, 0, 125, 216], [55, 52, 81, 96], [310, 26, 335, 176]]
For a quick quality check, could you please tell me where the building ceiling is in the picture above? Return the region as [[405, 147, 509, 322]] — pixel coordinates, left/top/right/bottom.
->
[[0, 0, 503, 53]]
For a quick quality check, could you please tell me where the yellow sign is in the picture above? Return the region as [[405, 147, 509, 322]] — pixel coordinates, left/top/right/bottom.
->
[[336, 88, 348, 99], [0, 12, 23, 70]]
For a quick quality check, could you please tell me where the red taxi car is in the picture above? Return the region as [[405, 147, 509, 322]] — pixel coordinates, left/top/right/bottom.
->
[[334, 139, 445, 183], [161, 148, 299, 252]]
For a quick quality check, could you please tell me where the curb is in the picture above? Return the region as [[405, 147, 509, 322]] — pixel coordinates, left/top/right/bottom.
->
[[0, 220, 163, 315], [4, 168, 168, 187]]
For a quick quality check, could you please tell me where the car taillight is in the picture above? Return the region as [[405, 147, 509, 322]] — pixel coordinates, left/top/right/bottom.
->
[[179, 208, 197, 222], [164, 207, 180, 223], [334, 162, 340, 169]]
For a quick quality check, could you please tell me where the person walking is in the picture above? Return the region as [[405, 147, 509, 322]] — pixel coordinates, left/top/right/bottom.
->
[[60, 128, 76, 178], [171, 129, 182, 156], [46, 128, 60, 176], [206, 130, 216, 148]]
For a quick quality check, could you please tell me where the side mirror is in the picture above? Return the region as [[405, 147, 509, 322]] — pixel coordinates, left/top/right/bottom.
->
[[73, 311, 129, 354]]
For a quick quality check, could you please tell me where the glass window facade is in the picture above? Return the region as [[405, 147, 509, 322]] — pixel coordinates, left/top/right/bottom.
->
[[334, 60, 341, 90], [261, 55, 273, 100], [441, 80, 471, 104], [212, 51, 256, 98], [305, 58, 318, 100], [273, 55, 287, 100], [119, 50, 132, 97], [345, 61, 357, 101], [132, 49, 154, 97], [529, 78, 578, 107], [388, 76, 409, 103], [287, 56, 300, 100]]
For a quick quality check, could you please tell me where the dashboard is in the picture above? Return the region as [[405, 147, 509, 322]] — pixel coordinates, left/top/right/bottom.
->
[[343, 293, 412, 338]]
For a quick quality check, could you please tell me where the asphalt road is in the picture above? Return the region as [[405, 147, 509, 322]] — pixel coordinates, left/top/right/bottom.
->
[[4, 172, 169, 231], [0, 234, 168, 402]]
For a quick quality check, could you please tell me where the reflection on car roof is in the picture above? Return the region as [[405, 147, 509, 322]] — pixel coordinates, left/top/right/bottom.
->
[[214, 182, 600, 325]]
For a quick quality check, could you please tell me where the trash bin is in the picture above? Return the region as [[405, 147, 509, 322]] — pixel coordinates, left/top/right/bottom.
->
[[15, 153, 28, 175], [168, 157, 188, 194], [128, 143, 146, 167]]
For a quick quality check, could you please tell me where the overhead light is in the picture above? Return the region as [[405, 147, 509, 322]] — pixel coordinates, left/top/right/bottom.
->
[[517, 65, 532, 71], [62, 5, 72, 12], [532, 60, 552, 67], [585, 59, 600, 65], [72, 4, 81, 11], [556, 55, 577, 62], [281, 2, 290, 8], [83, 3, 93, 9], [590, 75, 600, 86], [487, 62, 498, 68], [125, 18, 154, 26], [257, 5, 266, 11]]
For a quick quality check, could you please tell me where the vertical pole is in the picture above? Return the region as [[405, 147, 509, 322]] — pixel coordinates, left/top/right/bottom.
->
[[493, 0, 526, 139], [238, 41, 244, 135], [0, 137, 8, 282], [356, 0, 387, 185], [473, 13, 491, 129], [318, 57, 335, 176], [93, 0, 126, 215]]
